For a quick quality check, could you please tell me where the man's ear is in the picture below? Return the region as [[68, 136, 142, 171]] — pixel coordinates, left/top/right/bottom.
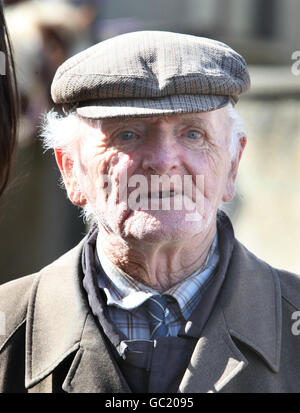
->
[[54, 148, 87, 206], [222, 136, 247, 203]]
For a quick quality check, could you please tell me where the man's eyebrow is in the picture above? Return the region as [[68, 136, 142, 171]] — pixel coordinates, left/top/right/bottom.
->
[[100, 118, 146, 132], [174, 115, 213, 130], [176, 116, 207, 124]]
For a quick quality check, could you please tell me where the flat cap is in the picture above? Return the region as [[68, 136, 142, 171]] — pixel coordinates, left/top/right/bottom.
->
[[51, 30, 250, 119]]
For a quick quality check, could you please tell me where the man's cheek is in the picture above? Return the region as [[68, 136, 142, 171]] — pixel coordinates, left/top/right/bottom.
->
[[103, 148, 123, 173], [96, 174, 113, 206], [113, 155, 136, 202]]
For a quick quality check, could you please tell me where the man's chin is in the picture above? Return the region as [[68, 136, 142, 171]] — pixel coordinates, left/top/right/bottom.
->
[[121, 209, 209, 243]]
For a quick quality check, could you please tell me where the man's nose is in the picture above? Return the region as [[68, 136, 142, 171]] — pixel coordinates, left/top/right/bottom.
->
[[141, 136, 180, 174]]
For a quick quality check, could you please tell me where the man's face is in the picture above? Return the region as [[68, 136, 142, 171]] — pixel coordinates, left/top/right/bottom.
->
[[58, 107, 244, 243]]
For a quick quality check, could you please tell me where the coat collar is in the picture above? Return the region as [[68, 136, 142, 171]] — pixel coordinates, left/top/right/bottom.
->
[[25, 238, 130, 392], [24, 216, 282, 393], [219, 240, 282, 374], [180, 239, 282, 392]]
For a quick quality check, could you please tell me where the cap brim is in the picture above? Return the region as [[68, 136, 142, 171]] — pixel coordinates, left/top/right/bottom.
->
[[75, 94, 231, 119]]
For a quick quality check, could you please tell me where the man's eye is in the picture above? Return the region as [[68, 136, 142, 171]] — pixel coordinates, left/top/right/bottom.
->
[[186, 130, 202, 140], [118, 131, 138, 141]]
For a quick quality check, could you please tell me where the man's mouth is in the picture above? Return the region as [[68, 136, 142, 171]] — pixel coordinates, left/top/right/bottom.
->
[[148, 190, 177, 199]]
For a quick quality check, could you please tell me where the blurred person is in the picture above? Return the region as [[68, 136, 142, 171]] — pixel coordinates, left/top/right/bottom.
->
[[0, 31, 300, 394], [0, 0, 95, 282], [0, 1, 18, 197], [4, 0, 96, 144]]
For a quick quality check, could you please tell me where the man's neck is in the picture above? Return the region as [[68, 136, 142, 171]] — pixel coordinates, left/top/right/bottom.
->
[[96, 223, 217, 292]]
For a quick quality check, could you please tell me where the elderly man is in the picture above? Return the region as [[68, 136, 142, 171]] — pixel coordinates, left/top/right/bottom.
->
[[0, 31, 300, 394]]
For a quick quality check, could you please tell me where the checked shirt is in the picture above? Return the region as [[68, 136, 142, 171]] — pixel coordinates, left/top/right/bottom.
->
[[96, 234, 219, 340]]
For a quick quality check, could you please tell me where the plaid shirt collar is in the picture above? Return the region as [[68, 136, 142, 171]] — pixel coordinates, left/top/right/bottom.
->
[[96, 234, 219, 321]]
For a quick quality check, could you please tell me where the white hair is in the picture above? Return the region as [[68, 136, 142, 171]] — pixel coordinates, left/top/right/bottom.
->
[[41, 111, 102, 156], [40, 103, 245, 222], [226, 103, 245, 158]]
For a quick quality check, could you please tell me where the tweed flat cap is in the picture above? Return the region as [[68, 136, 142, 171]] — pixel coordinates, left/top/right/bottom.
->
[[51, 30, 250, 119]]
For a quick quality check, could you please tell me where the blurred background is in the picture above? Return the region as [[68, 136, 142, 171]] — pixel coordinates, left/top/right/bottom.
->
[[1, 0, 299, 284]]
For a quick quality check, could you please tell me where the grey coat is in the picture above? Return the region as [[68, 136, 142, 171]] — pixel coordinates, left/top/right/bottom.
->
[[0, 236, 300, 393]]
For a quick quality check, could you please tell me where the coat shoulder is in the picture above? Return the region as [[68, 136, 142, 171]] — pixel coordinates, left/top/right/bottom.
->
[[0, 237, 86, 352], [233, 239, 300, 310], [0, 273, 39, 349]]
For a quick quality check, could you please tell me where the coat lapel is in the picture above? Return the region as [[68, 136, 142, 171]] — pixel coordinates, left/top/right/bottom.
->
[[180, 303, 248, 393], [25, 239, 129, 393], [62, 313, 130, 393], [180, 240, 282, 393]]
